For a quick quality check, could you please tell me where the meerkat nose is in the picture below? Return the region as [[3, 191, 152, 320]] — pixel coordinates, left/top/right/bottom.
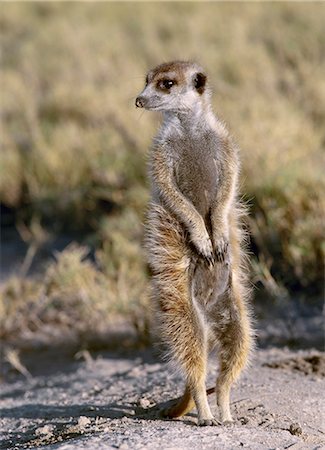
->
[[135, 96, 145, 108]]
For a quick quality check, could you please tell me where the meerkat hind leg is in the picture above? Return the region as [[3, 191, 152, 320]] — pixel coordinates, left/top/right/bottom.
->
[[159, 301, 216, 426], [212, 285, 251, 424]]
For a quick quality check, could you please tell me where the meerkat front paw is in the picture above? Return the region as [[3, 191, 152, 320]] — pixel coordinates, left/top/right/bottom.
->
[[214, 235, 229, 262], [190, 223, 214, 265]]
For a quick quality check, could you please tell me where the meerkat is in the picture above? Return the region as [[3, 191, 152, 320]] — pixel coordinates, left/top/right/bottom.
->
[[136, 61, 253, 426]]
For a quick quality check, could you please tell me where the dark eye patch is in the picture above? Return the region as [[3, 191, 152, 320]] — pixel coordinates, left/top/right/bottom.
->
[[157, 79, 177, 91], [193, 72, 206, 94]]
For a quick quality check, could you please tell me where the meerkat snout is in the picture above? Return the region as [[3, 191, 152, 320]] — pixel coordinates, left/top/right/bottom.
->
[[135, 96, 145, 108]]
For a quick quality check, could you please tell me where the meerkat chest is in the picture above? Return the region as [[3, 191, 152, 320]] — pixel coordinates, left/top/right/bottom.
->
[[173, 133, 220, 216]]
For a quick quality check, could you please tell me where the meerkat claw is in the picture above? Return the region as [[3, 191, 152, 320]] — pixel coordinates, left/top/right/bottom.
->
[[205, 254, 215, 267], [215, 238, 229, 262], [198, 418, 219, 426]]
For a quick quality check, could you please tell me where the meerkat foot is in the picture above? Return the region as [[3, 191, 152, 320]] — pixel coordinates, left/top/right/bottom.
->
[[218, 406, 234, 424], [222, 419, 234, 426], [198, 417, 220, 426]]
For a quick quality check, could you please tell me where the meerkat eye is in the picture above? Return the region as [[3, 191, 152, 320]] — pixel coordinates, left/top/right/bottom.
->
[[164, 80, 174, 89], [158, 79, 175, 90]]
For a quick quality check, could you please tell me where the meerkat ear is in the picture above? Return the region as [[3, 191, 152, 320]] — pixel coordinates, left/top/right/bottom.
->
[[193, 72, 207, 94]]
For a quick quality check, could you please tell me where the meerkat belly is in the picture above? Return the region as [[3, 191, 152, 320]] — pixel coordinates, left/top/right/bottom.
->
[[175, 143, 217, 219]]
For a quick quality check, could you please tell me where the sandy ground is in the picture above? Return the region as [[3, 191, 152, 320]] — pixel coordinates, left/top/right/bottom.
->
[[1, 345, 325, 450]]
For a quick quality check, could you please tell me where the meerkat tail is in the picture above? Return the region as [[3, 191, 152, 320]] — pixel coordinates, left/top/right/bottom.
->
[[163, 386, 216, 419], [162, 386, 194, 419]]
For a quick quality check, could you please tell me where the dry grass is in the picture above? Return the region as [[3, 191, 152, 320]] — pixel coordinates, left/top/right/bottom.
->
[[1, 3, 324, 345], [0, 243, 148, 346]]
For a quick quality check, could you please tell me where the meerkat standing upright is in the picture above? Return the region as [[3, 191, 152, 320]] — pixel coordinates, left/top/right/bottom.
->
[[136, 61, 253, 426]]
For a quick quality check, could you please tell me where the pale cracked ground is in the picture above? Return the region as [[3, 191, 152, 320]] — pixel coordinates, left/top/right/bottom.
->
[[1, 347, 324, 450]]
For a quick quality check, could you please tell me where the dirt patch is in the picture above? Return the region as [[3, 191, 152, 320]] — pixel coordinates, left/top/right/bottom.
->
[[1, 348, 325, 449], [263, 353, 325, 377]]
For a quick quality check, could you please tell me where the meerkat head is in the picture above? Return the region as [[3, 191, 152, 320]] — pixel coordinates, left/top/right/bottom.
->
[[135, 61, 210, 113]]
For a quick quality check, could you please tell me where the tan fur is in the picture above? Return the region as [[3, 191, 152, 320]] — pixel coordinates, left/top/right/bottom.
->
[[137, 61, 254, 426]]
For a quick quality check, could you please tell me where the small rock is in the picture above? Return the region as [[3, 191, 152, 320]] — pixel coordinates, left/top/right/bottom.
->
[[139, 398, 151, 408], [77, 416, 91, 429], [130, 367, 142, 376], [239, 416, 249, 425], [289, 422, 302, 436], [35, 424, 54, 438], [119, 443, 129, 450], [146, 363, 162, 373]]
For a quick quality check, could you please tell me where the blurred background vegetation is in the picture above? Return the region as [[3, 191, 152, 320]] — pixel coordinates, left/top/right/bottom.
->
[[1, 2, 324, 349]]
